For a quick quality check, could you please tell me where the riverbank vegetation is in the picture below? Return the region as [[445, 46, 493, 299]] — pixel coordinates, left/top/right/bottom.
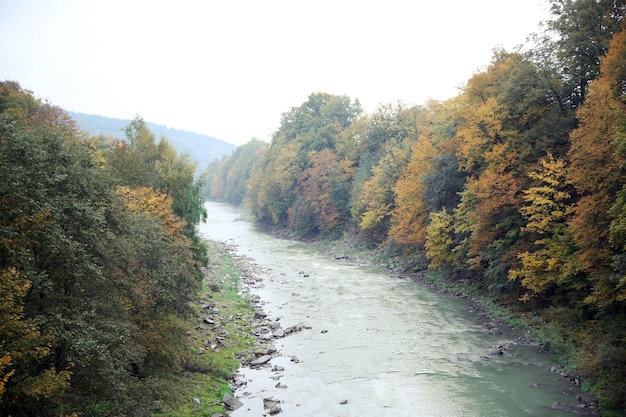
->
[[155, 240, 255, 417], [203, 2, 626, 415], [0, 81, 247, 416]]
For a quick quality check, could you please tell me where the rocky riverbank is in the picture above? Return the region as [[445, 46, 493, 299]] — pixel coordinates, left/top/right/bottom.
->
[[223, 249, 313, 416]]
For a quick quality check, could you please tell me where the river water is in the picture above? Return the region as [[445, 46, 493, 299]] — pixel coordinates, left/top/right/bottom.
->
[[197, 201, 596, 417]]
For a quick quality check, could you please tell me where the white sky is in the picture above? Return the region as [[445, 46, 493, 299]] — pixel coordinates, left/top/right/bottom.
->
[[0, 0, 551, 145]]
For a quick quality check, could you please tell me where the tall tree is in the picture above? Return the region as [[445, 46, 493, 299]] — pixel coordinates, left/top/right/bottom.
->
[[546, 0, 626, 107], [566, 29, 626, 307]]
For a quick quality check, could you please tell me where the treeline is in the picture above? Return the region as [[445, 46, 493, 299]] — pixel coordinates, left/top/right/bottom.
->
[[0, 82, 207, 416], [204, 1, 626, 414]]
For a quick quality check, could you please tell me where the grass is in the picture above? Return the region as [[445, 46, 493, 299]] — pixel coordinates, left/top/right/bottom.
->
[[155, 240, 255, 417]]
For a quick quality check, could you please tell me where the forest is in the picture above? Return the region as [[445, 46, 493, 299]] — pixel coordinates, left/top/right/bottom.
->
[[203, 1, 626, 415], [0, 81, 212, 416]]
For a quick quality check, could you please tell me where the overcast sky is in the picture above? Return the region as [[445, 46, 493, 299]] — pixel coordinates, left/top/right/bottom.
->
[[0, 0, 551, 145]]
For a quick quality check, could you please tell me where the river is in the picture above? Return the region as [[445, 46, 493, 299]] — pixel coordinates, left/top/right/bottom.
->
[[197, 201, 596, 417]]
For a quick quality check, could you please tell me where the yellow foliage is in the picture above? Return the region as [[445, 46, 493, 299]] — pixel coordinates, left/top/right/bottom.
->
[[358, 146, 408, 231], [425, 209, 457, 270], [520, 153, 571, 235], [508, 153, 579, 300], [20, 367, 71, 400], [115, 186, 186, 237], [0, 267, 71, 404], [0, 354, 14, 399], [455, 92, 516, 173]]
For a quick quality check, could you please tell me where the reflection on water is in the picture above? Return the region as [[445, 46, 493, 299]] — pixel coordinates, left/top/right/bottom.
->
[[198, 202, 595, 417]]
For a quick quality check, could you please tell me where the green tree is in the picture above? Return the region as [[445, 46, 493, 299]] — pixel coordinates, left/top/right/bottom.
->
[[546, 0, 626, 107]]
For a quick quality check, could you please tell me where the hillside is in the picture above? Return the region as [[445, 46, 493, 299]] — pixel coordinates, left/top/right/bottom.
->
[[69, 111, 235, 170]]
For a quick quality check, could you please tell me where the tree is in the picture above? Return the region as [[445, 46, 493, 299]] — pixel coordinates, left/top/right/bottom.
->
[[207, 139, 269, 205], [425, 209, 457, 270], [350, 105, 423, 244], [356, 140, 410, 244], [299, 149, 354, 237], [114, 186, 199, 368], [389, 136, 437, 246], [155, 140, 207, 231], [509, 153, 581, 303], [0, 267, 71, 415], [546, 0, 626, 107], [566, 34, 626, 307]]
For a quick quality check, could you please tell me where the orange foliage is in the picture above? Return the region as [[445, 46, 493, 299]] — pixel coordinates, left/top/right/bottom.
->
[[567, 45, 626, 276], [389, 136, 437, 245], [300, 149, 352, 234]]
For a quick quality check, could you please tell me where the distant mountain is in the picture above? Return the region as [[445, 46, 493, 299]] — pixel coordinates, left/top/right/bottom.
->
[[68, 111, 235, 171]]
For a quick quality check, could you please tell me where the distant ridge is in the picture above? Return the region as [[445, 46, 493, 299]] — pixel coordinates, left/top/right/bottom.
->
[[68, 111, 235, 171]]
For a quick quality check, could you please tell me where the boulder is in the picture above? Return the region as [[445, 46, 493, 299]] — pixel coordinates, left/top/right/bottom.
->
[[223, 393, 243, 411], [576, 393, 596, 408], [250, 355, 272, 366]]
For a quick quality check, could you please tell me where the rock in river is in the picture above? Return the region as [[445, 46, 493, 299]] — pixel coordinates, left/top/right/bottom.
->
[[223, 393, 243, 411], [250, 354, 272, 366]]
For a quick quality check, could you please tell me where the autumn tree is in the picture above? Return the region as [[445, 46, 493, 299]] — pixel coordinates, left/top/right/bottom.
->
[[0, 266, 71, 416], [388, 135, 438, 246], [566, 29, 626, 308], [355, 140, 410, 244], [447, 49, 577, 291], [350, 104, 425, 244], [606, 27, 626, 306], [298, 148, 354, 237], [425, 209, 458, 270], [509, 153, 582, 303], [105, 117, 208, 271], [114, 186, 199, 371]]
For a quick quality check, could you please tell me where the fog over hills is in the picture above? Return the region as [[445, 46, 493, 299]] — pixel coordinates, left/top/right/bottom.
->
[[69, 111, 236, 171]]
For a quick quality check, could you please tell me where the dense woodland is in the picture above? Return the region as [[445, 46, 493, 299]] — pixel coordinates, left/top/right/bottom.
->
[[204, 1, 626, 415], [0, 81, 209, 416]]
